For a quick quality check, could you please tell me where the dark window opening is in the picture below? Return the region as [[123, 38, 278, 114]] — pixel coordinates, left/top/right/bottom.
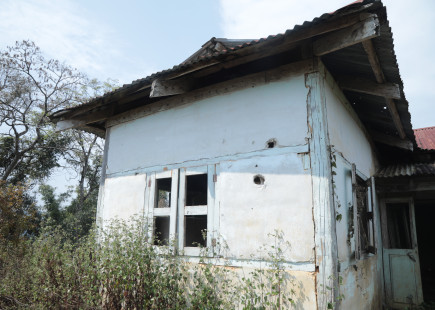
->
[[415, 202, 435, 302], [386, 203, 412, 249], [156, 177, 171, 208], [186, 174, 207, 206], [185, 215, 207, 247], [153, 216, 170, 245], [356, 176, 370, 252]]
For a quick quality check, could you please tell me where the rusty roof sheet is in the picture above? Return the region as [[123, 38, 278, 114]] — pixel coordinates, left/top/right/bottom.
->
[[414, 126, 435, 150], [376, 162, 435, 178]]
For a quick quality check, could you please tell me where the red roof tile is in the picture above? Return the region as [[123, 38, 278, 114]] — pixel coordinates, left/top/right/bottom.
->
[[414, 126, 435, 150]]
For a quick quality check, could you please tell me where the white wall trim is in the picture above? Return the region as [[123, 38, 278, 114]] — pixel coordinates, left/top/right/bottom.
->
[[105, 144, 309, 179]]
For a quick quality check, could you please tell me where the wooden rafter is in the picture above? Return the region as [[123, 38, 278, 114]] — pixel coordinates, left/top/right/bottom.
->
[[338, 76, 400, 99], [313, 15, 380, 56], [150, 78, 194, 98], [370, 130, 413, 151], [362, 39, 406, 139]]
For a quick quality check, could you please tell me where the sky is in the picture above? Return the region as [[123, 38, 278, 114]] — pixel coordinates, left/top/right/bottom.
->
[[1, 0, 434, 128], [1, 0, 435, 194]]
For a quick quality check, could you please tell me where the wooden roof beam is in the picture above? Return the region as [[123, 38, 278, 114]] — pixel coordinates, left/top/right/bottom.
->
[[338, 76, 401, 99], [55, 120, 106, 137], [150, 78, 194, 98], [169, 12, 380, 81], [362, 39, 406, 139], [313, 15, 380, 56], [370, 130, 413, 151], [150, 15, 382, 99], [55, 106, 115, 132]]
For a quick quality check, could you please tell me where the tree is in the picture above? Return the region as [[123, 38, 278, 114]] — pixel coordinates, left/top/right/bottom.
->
[[1, 40, 117, 239], [0, 40, 86, 182], [0, 181, 38, 245], [63, 130, 103, 238], [39, 129, 104, 240]]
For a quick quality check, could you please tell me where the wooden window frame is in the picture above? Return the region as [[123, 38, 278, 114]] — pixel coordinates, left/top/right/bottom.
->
[[145, 169, 179, 252], [352, 164, 376, 260], [145, 164, 217, 256]]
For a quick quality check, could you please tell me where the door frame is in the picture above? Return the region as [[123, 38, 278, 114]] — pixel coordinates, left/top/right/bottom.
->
[[380, 197, 423, 308]]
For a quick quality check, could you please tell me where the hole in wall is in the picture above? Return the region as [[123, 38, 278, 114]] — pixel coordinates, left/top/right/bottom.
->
[[253, 174, 265, 185], [266, 138, 277, 149]]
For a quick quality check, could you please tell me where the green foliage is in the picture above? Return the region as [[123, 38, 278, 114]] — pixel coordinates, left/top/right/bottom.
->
[[38, 182, 99, 242], [0, 181, 39, 245], [0, 133, 69, 184], [0, 40, 115, 246], [238, 231, 296, 310], [0, 219, 300, 309], [0, 41, 86, 182]]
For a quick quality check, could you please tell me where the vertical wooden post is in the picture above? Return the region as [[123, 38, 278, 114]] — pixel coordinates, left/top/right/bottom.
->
[[306, 59, 338, 309]]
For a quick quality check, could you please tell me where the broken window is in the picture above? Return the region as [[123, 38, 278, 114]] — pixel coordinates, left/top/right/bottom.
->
[[385, 203, 412, 249], [149, 171, 178, 247], [147, 165, 216, 255], [181, 171, 209, 252], [186, 174, 208, 206], [153, 216, 170, 245], [156, 177, 172, 208], [352, 164, 376, 259], [185, 215, 207, 247]]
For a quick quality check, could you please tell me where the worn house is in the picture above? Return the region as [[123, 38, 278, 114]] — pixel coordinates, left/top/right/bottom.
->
[[51, 0, 435, 308]]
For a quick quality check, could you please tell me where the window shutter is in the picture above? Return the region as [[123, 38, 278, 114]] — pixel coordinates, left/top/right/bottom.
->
[[352, 163, 361, 260]]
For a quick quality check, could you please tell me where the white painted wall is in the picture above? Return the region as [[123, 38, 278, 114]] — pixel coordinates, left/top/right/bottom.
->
[[100, 174, 146, 223], [100, 70, 314, 261], [97, 67, 318, 308], [106, 75, 309, 175], [218, 152, 314, 262], [323, 71, 382, 309], [323, 77, 377, 177]]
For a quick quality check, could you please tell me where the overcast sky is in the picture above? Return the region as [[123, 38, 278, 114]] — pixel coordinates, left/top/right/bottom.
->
[[1, 0, 434, 129]]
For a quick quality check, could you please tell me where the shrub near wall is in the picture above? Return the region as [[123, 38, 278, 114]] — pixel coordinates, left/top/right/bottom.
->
[[0, 219, 296, 309]]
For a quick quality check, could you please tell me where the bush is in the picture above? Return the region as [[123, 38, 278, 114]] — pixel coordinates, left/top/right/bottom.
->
[[0, 218, 297, 309]]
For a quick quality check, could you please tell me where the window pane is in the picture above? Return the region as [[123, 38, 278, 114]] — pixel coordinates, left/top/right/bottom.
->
[[386, 203, 412, 249], [156, 177, 171, 208], [185, 215, 207, 247], [186, 174, 207, 206], [153, 216, 170, 245]]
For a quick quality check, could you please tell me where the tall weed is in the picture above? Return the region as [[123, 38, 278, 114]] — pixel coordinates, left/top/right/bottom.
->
[[0, 218, 298, 309]]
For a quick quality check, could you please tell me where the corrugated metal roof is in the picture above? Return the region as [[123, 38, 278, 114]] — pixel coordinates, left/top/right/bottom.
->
[[414, 126, 435, 150], [322, 12, 414, 142], [51, 0, 381, 119], [376, 163, 435, 178], [51, 0, 420, 159]]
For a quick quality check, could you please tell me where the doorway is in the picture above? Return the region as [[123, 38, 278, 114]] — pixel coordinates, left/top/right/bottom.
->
[[381, 198, 423, 309], [415, 201, 435, 302]]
